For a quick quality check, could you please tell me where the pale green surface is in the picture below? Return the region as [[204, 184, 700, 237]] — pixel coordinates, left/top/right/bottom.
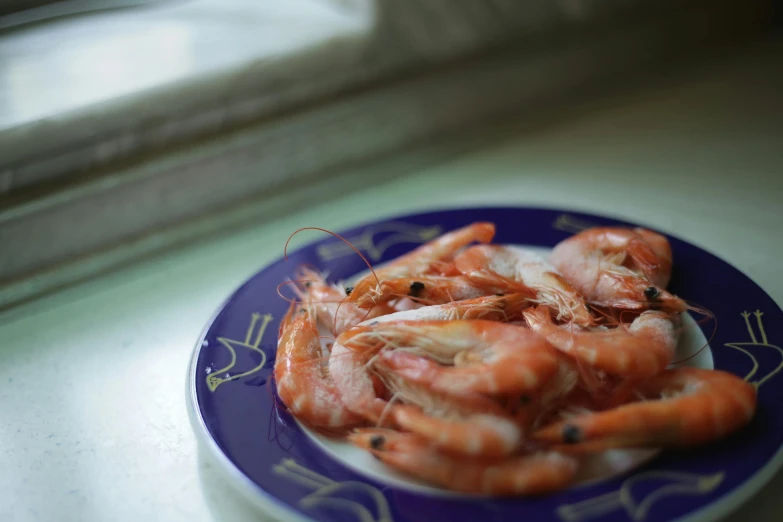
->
[[1, 40, 783, 521]]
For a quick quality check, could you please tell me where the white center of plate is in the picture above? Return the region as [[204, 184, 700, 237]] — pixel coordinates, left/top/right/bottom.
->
[[296, 244, 714, 497]]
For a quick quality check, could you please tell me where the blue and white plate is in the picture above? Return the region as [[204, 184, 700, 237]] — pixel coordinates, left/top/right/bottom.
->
[[187, 207, 783, 522]]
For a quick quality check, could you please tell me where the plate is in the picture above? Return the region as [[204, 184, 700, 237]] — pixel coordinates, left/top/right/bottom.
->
[[187, 207, 783, 522]]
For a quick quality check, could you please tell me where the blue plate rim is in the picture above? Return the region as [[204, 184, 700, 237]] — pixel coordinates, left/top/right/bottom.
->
[[185, 204, 783, 522]]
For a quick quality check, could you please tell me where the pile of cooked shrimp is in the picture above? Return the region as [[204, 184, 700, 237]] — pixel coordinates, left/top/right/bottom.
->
[[273, 223, 757, 496]]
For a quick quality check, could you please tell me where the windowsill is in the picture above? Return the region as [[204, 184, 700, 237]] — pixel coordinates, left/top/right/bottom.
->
[[0, 1, 370, 131], [0, 0, 378, 191], [0, 0, 689, 195]]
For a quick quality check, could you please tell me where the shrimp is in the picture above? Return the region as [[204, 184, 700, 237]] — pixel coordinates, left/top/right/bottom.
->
[[293, 267, 393, 334], [273, 302, 364, 430], [550, 227, 686, 312], [349, 275, 506, 309], [367, 293, 531, 324], [533, 367, 757, 451], [377, 371, 524, 457], [524, 306, 681, 379], [348, 222, 495, 308], [454, 245, 594, 326], [341, 320, 561, 395], [349, 429, 579, 495]]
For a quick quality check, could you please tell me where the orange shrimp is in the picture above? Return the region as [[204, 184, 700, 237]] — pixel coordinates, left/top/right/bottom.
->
[[524, 306, 681, 379], [376, 371, 524, 457], [454, 245, 594, 326], [349, 275, 505, 309], [349, 429, 579, 495], [273, 303, 364, 430], [342, 320, 560, 395], [533, 368, 757, 451], [293, 267, 393, 334], [348, 222, 495, 308], [367, 293, 531, 324], [550, 227, 686, 312]]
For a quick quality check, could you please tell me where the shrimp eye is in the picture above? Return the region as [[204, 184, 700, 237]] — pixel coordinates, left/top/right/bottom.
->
[[304, 281, 312, 288], [345, 286, 354, 295], [519, 395, 531, 405], [562, 424, 582, 444], [409, 281, 425, 297], [644, 286, 660, 300], [369, 435, 385, 450]]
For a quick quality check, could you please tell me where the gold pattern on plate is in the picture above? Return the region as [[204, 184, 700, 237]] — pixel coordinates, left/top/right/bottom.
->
[[725, 310, 782, 389], [557, 471, 725, 522], [316, 222, 442, 262], [206, 312, 273, 392], [273, 459, 394, 522]]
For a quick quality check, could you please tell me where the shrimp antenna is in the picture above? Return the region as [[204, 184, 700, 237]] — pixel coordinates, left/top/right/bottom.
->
[[683, 299, 716, 326], [284, 227, 381, 334], [284, 227, 380, 288], [276, 279, 316, 305], [267, 372, 283, 407], [672, 302, 718, 365], [267, 383, 297, 452]]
